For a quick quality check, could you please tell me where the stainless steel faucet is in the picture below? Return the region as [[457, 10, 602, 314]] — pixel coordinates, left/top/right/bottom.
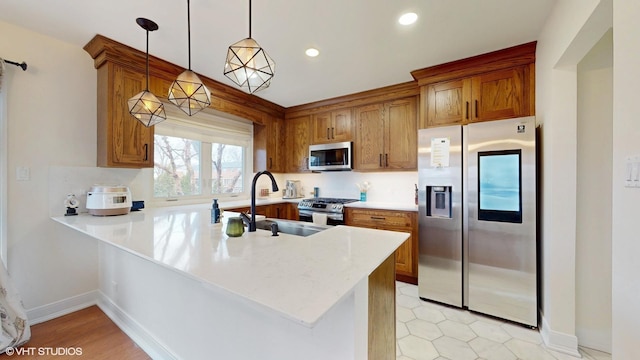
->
[[240, 170, 279, 232]]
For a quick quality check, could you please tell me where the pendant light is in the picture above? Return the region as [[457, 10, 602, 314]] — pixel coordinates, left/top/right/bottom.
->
[[224, 0, 275, 94], [128, 18, 166, 127], [168, 0, 211, 116]]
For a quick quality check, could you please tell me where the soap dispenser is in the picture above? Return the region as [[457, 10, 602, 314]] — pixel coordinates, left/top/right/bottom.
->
[[211, 199, 221, 224]]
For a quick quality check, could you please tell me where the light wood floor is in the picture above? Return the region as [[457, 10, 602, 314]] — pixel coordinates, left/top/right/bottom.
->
[[0, 306, 150, 360]]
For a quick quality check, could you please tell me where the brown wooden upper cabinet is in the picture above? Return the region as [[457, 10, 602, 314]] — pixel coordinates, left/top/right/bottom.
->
[[311, 109, 353, 144], [254, 116, 285, 173], [413, 42, 536, 129], [354, 97, 417, 171], [285, 115, 312, 173], [97, 63, 154, 168], [84, 35, 285, 169], [426, 66, 529, 127]]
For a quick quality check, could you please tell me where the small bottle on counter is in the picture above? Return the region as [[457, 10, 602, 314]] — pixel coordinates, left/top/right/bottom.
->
[[211, 199, 221, 224]]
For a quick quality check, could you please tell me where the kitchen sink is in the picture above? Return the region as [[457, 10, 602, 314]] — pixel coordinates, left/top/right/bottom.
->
[[254, 218, 331, 237]]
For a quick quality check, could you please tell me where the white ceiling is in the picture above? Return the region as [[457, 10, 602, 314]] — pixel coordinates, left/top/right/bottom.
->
[[0, 0, 556, 108]]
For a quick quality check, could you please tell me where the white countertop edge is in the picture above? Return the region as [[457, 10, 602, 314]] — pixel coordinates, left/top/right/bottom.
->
[[51, 214, 405, 328]]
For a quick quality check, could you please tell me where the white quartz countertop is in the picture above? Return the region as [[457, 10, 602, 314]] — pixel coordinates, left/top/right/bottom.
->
[[51, 204, 407, 327]]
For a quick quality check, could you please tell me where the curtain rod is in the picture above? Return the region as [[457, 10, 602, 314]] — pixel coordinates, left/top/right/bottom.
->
[[2, 59, 27, 71]]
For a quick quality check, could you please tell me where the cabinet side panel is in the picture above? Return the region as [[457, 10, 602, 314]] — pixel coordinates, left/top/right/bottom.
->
[[368, 254, 396, 359], [96, 65, 110, 167]]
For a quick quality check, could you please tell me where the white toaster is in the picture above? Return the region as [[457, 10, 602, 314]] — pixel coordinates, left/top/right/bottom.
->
[[86, 185, 132, 216]]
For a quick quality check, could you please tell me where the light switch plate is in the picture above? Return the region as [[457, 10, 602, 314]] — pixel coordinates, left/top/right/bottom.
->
[[634, 155, 640, 188], [16, 166, 30, 181], [625, 156, 640, 188]]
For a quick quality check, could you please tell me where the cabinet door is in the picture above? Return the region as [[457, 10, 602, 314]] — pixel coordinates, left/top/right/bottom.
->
[[354, 104, 385, 170], [286, 116, 311, 172], [266, 117, 285, 172], [98, 64, 154, 168], [471, 66, 526, 122], [330, 109, 353, 143], [426, 78, 471, 127], [254, 116, 285, 173], [384, 97, 417, 170], [311, 112, 332, 144], [311, 109, 353, 144], [265, 203, 288, 219], [286, 203, 299, 220]]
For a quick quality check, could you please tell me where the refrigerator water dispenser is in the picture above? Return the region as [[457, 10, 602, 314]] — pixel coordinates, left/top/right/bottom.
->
[[426, 186, 452, 218]]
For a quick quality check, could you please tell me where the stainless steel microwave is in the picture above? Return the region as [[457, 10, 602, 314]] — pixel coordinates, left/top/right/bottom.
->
[[309, 142, 352, 171]]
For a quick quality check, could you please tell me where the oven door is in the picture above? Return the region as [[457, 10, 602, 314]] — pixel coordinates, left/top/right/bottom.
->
[[298, 210, 344, 226]]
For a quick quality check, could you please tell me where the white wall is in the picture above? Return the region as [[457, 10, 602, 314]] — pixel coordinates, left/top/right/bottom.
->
[[576, 29, 612, 352], [0, 21, 99, 313], [535, 0, 611, 354], [611, 0, 640, 358]]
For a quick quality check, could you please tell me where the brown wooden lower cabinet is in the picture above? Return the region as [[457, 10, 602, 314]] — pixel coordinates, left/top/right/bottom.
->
[[345, 207, 418, 284], [225, 202, 299, 221]]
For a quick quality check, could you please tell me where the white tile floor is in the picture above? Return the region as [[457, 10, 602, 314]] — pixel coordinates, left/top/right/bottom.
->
[[395, 282, 611, 360]]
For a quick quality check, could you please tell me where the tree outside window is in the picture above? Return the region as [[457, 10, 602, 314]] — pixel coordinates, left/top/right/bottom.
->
[[154, 135, 244, 198]]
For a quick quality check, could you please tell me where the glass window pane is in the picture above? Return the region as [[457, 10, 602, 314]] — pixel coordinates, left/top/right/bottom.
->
[[211, 143, 243, 194], [154, 135, 202, 197]]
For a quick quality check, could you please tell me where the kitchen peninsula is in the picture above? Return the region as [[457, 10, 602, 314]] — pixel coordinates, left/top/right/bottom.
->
[[52, 205, 407, 360]]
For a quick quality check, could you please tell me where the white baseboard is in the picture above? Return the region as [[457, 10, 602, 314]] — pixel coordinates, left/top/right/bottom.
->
[[540, 314, 581, 357], [97, 292, 178, 360], [576, 328, 612, 354], [26, 290, 99, 325], [26, 291, 177, 360]]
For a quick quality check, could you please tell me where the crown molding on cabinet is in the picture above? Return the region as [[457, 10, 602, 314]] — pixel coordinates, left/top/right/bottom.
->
[[410, 41, 537, 86], [84, 34, 285, 124]]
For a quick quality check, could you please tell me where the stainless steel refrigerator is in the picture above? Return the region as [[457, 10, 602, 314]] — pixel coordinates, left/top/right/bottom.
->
[[418, 116, 537, 327]]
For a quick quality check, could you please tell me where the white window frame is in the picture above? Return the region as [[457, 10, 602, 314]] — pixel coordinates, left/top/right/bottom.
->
[[151, 106, 254, 207]]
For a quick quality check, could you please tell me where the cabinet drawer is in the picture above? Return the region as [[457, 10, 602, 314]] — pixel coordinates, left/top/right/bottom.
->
[[346, 209, 412, 228]]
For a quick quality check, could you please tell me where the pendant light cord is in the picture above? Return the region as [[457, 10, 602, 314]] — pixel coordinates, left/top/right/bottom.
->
[[145, 28, 150, 90], [248, 0, 252, 38], [187, 0, 192, 70]]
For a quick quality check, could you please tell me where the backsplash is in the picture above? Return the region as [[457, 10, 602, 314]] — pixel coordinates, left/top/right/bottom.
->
[[49, 166, 418, 216], [272, 171, 418, 204], [48, 166, 146, 216]]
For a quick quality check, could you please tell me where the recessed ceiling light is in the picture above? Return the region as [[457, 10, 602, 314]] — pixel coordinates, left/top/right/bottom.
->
[[398, 12, 418, 26], [305, 48, 320, 57]]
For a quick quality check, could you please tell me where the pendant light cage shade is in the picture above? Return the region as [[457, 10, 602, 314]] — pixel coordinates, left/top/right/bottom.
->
[[169, 0, 211, 116], [128, 17, 166, 127], [169, 70, 212, 116], [128, 90, 167, 127], [224, 38, 275, 94]]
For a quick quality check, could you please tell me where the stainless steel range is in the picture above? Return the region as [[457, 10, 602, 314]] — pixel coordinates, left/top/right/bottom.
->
[[298, 198, 359, 225]]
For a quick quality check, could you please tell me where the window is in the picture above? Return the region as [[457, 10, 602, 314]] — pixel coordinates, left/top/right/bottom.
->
[[153, 108, 253, 203]]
